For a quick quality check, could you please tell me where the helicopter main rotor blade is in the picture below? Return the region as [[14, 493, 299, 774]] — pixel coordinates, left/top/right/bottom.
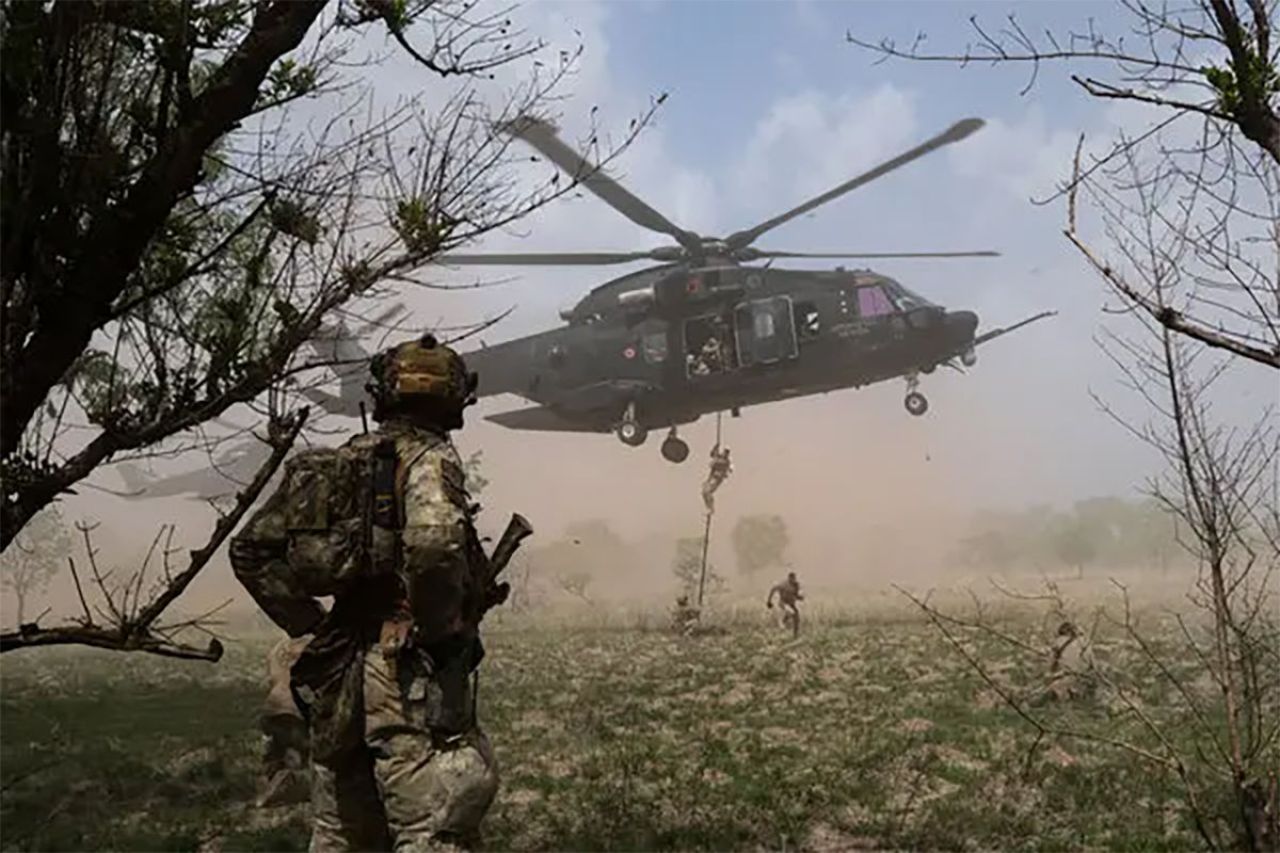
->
[[499, 116, 700, 250], [741, 249, 1001, 260], [725, 118, 986, 251], [436, 250, 663, 266]]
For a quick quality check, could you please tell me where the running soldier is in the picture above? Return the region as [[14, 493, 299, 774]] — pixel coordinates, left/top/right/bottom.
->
[[766, 571, 804, 637]]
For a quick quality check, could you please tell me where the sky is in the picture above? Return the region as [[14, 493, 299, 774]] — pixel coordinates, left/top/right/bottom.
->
[[22, 0, 1277, 620]]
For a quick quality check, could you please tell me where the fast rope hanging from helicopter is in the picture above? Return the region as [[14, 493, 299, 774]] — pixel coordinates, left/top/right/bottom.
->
[[696, 412, 733, 608]]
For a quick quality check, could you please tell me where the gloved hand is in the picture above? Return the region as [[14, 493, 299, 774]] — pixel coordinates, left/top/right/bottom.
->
[[485, 581, 510, 610]]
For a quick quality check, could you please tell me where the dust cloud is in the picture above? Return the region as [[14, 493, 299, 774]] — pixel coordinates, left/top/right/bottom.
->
[[10, 360, 1164, 630]]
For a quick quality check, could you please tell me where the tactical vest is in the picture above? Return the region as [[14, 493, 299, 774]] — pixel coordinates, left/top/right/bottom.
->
[[278, 433, 403, 597]]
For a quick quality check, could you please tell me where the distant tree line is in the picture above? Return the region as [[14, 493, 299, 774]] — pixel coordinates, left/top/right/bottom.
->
[[957, 497, 1182, 576]]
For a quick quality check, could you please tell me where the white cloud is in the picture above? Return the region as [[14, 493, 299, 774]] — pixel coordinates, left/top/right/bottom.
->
[[946, 106, 1082, 201], [732, 84, 919, 216]]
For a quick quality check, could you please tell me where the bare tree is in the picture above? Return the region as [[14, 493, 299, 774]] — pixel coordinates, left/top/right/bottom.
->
[[731, 514, 789, 577], [1069, 142, 1280, 849], [673, 536, 724, 601], [0, 0, 658, 657], [0, 504, 70, 626], [555, 569, 593, 605], [848, 0, 1280, 370], [854, 4, 1279, 847]]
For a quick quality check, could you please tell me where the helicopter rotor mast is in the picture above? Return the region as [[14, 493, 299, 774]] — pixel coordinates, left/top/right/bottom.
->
[[434, 115, 997, 268]]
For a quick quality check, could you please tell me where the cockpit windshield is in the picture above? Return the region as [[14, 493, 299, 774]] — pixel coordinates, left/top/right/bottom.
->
[[881, 279, 935, 312]]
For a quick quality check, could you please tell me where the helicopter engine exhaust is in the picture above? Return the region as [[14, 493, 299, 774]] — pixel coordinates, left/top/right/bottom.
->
[[616, 286, 656, 308]]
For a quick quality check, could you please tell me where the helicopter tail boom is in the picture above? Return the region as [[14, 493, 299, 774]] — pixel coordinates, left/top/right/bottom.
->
[[463, 336, 542, 399]]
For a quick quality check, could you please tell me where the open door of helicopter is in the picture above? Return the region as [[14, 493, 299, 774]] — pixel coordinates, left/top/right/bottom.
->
[[733, 295, 799, 367], [682, 311, 740, 379]]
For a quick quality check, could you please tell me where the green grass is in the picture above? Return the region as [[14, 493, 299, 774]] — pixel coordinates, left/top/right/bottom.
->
[[0, 612, 1217, 851]]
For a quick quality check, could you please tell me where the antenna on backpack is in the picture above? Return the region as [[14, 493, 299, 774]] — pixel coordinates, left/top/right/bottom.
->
[[359, 402, 369, 434]]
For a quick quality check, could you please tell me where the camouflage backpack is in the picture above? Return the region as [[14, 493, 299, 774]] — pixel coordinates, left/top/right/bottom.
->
[[277, 433, 401, 597]]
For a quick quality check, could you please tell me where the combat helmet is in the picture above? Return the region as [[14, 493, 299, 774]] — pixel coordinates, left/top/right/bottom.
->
[[366, 333, 478, 428]]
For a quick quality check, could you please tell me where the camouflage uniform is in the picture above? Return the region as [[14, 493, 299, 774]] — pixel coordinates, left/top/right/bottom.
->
[[231, 338, 498, 852]]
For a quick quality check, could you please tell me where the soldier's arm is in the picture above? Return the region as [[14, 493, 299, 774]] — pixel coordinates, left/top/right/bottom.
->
[[766, 585, 777, 607], [399, 447, 476, 647], [229, 487, 326, 637]]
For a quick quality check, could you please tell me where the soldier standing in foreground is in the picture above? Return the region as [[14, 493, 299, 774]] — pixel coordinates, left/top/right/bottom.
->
[[766, 571, 804, 637], [230, 334, 526, 850]]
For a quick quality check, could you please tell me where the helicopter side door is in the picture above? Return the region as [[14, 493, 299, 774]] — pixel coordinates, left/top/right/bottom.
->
[[733, 295, 799, 367], [682, 310, 739, 380]]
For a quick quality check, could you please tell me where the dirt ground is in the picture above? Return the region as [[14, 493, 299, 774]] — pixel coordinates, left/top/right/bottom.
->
[[0, 594, 1222, 851]]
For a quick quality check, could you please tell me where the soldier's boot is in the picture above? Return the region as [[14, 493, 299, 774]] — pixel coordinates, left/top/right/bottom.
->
[[257, 713, 311, 808]]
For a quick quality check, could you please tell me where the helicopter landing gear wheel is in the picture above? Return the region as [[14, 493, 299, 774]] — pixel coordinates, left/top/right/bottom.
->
[[616, 402, 647, 447], [903, 373, 928, 417], [661, 430, 689, 463], [617, 420, 647, 446], [905, 391, 929, 417]]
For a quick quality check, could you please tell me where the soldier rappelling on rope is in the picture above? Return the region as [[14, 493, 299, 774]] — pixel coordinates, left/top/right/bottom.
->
[[702, 444, 732, 513], [694, 413, 733, 614]]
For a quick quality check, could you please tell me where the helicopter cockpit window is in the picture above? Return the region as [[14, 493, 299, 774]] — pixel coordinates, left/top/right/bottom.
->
[[883, 282, 932, 312], [856, 285, 896, 318], [795, 301, 820, 339], [642, 331, 668, 363]]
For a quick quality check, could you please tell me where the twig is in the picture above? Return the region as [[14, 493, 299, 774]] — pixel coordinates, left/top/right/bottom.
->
[[66, 556, 92, 624]]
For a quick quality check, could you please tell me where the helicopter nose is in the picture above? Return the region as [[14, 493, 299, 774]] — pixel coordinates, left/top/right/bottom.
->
[[948, 310, 979, 340]]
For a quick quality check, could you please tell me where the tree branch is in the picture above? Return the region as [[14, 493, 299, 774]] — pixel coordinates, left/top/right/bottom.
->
[[1063, 229, 1280, 369], [0, 623, 223, 660], [0, 407, 307, 660]]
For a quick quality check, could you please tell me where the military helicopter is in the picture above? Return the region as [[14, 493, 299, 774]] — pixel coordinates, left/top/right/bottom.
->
[[442, 114, 1054, 464]]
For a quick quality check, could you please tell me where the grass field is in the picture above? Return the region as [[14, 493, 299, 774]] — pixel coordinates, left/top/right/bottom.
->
[[0, 598, 1222, 852]]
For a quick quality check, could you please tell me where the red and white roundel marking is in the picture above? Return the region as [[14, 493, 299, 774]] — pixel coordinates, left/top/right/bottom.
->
[[623, 346, 637, 359]]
